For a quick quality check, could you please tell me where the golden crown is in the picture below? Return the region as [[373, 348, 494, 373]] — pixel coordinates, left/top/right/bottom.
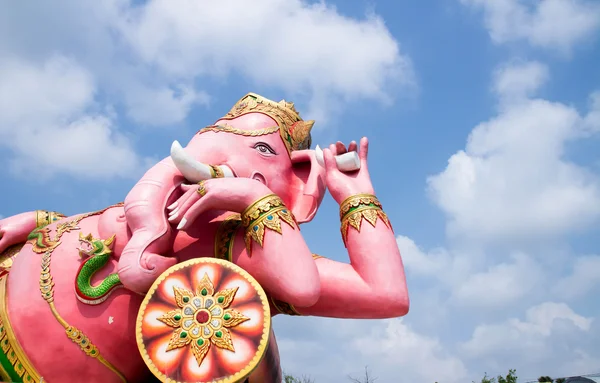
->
[[219, 92, 314, 154]]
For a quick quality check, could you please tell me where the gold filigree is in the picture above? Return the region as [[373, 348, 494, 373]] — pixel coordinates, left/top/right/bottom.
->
[[157, 273, 250, 366], [198, 124, 280, 137], [0, 244, 24, 276], [270, 296, 301, 316], [241, 194, 296, 256], [35, 210, 66, 229], [219, 93, 314, 155], [136, 258, 272, 383], [339, 194, 383, 219], [209, 165, 224, 178], [214, 214, 242, 262], [340, 194, 392, 246], [36, 204, 128, 382], [0, 276, 42, 382]]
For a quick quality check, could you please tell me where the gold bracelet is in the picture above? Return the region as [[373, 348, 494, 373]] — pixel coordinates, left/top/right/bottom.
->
[[270, 296, 302, 316], [241, 194, 296, 256], [35, 210, 66, 229], [339, 194, 392, 246], [208, 165, 224, 178]]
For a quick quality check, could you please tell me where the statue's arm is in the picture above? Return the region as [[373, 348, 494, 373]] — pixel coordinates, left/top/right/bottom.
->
[[231, 213, 321, 309], [291, 216, 409, 319], [0, 210, 65, 253]]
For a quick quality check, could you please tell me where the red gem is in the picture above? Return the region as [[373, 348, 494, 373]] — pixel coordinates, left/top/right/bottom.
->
[[195, 310, 209, 324]]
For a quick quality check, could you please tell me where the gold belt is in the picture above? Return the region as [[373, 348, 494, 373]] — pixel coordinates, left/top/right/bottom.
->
[[0, 275, 42, 382]]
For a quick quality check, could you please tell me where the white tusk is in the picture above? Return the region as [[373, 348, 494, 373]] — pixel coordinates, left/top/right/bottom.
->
[[170, 141, 214, 183], [314, 145, 361, 172], [218, 165, 235, 178]]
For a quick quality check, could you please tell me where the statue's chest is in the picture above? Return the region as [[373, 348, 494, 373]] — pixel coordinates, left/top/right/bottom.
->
[[171, 213, 242, 264]]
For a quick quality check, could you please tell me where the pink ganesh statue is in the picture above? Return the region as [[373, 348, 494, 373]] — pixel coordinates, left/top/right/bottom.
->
[[0, 93, 409, 383]]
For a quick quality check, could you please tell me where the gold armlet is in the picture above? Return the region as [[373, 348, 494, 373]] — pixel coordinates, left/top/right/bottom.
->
[[339, 194, 392, 246], [241, 194, 296, 256], [35, 210, 66, 228], [312, 254, 325, 260], [214, 214, 242, 262], [270, 296, 302, 316]]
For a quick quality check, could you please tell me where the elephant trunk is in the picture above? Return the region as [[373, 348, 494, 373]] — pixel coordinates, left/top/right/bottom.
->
[[118, 147, 232, 294]]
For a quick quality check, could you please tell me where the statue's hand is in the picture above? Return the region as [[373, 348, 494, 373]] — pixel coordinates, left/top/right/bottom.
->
[[0, 213, 36, 253], [322, 137, 374, 204], [167, 177, 273, 231]]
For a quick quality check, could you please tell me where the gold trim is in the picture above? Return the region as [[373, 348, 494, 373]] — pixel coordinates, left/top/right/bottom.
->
[[209, 165, 224, 179], [35, 210, 65, 229], [198, 124, 280, 137], [197, 181, 207, 197], [339, 194, 383, 220], [312, 254, 325, 260], [0, 276, 42, 382], [270, 296, 301, 316], [241, 195, 296, 256], [214, 214, 242, 262], [339, 194, 392, 246], [37, 204, 127, 382], [136, 258, 271, 383], [219, 93, 314, 155]]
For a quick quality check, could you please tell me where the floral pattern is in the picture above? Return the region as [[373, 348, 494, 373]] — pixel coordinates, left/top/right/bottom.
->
[[137, 258, 270, 383], [157, 273, 250, 366]]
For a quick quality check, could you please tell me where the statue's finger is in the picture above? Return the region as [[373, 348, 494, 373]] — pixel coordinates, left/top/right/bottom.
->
[[348, 141, 358, 153], [335, 141, 347, 155]]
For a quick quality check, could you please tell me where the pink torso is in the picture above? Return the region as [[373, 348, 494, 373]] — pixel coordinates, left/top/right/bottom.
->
[[5, 206, 255, 383]]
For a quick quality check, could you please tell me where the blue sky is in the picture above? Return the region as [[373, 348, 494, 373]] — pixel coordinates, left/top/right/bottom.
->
[[1, 0, 599, 382]]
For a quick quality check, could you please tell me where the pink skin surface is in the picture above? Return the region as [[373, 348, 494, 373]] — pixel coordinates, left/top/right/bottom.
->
[[0, 212, 38, 253], [1, 113, 409, 382]]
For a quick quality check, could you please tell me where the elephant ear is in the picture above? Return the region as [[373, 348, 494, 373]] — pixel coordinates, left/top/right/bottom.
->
[[289, 149, 327, 224]]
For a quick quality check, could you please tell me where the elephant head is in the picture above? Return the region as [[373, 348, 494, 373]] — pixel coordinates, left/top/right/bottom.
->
[[118, 93, 327, 293]]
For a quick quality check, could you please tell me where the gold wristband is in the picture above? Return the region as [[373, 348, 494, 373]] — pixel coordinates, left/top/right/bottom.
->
[[209, 165, 224, 178], [241, 194, 296, 256], [339, 194, 392, 246], [35, 210, 66, 229], [270, 296, 302, 316]]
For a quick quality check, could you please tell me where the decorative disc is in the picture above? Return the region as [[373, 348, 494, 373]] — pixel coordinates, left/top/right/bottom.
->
[[136, 258, 271, 383]]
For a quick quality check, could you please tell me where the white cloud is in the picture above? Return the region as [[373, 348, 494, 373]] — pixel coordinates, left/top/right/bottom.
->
[[0, 55, 151, 179], [460, 0, 600, 53], [460, 302, 597, 377], [427, 61, 600, 243], [554, 255, 600, 299], [0, 0, 414, 130], [492, 60, 549, 103], [275, 316, 468, 383], [452, 253, 544, 308]]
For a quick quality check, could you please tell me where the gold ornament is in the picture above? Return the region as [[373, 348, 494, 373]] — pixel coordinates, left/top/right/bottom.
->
[[339, 194, 392, 246], [218, 93, 314, 155], [214, 214, 242, 262], [241, 194, 296, 256], [198, 124, 280, 137], [209, 165, 224, 178], [36, 204, 127, 382], [270, 296, 302, 316], [0, 276, 41, 382], [35, 210, 66, 229], [197, 180, 207, 197], [156, 273, 250, 367]]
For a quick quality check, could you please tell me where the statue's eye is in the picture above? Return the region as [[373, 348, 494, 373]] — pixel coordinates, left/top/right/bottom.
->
[[254, 143, 276, 155]]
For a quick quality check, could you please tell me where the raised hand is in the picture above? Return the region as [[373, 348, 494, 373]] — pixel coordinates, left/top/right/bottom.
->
[[166, 177, 273, 230], [321, 137, 375, 204]]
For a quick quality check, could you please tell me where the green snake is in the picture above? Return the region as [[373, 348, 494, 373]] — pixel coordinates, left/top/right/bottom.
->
[[27, 225, 122, 305], [74, 233, 123, 305]]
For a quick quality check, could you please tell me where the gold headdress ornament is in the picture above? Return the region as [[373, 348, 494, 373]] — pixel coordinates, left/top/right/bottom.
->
[[216, 92, 314, 155]]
